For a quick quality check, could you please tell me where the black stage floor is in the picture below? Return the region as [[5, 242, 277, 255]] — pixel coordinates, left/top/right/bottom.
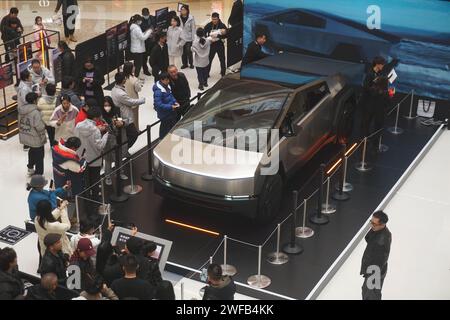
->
[[87, 111, 438, 300]]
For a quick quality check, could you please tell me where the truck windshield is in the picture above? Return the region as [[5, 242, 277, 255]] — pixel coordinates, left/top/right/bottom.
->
[[174, 79, 290, 151]]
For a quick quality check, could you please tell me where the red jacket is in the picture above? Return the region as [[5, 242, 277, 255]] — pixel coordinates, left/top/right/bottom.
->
[[75, 108, 105, 126]]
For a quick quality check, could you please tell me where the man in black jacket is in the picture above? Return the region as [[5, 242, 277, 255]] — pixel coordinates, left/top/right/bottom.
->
[[26, 273, 58, 300], [150, 32, 169, 82], [242, 32, 269, 66], [360, 211, 392, 300], [38, 234, 69, 287], [202, 264, 236, 300], [141, 7, 156, 76], [168, 65, 191, 119], [57, 41, 75, 79], [228, 0, 243, 27], [205, 13, 228, 77], [1, 9, 23, 63], [0, 247, 24, 300]]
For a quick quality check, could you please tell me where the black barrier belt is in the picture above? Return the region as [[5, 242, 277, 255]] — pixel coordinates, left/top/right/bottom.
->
[[87, 90, 207, 165]]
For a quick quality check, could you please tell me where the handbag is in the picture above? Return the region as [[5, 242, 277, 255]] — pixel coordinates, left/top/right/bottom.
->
[[416, 99, 435, 118]]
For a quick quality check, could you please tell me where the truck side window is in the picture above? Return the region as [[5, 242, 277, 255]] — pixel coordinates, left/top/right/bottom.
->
[[305, 83, 330, 111], [289, 93, 307, 123]]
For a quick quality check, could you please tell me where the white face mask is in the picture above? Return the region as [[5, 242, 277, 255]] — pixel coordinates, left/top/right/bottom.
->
[[104, 106, 112, 113], [136, 21, 142, 26]]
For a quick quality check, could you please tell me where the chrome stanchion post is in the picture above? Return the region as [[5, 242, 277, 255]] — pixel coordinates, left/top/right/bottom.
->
[[296, 199, 314, 238], [333, 144, 351, 200], [310, 164, 330, 225], [221, 235, 237, 276], [355, 138, 373, 172], [378, 133, 389, 153], [180, 282, 184, 300], [267, 224, 289, 265], [142, 125, 154, 181], [404, 89, 416, 120], [342, 156, 353, 192], [322, 177, 337, 214], [73, 195, 80, 233], [123, 158, 143, 195], [388, 103, 404, 135], [248, 245, 271, 289], [98, 178, 109, 215], [110, 130, 129, 202], [283, 190, 303, 254]]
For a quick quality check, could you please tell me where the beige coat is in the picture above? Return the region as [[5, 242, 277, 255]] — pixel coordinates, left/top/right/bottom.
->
[[35, 206, 73, 257], [124, 76, 142, 129]]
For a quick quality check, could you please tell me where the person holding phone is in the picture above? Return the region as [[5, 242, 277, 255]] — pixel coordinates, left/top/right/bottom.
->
[[49, 94, 79, 142], [30, 59, 55, 96]]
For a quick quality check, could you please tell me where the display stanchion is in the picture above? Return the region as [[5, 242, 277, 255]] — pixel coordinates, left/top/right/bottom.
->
[[180, 282, 184, 300], [282, 191, 303, 254], [310, 164, 330, 225], [387, 103, 404, 135], [295, 198, 314, 238], [98, 178, 111, 215], [404, 89, 416, 120], [333, 144, 351, 200], [221, 235, 237, 276], [322, 176, 337, 214], [355, 138, 373, 172], [110, 131, 129, 203], [141, 125, 154, 181], [267, 224, 289, 265], [73, 195, 80, 233], [123, 158, 143, 195], [247, 245, 271, 289], [341, 155, 353, 192], [378, 134, 389, 153]]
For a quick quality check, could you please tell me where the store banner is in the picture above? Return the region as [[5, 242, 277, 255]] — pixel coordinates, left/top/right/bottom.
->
[[227, 23, 243, 67], [75, 33, 107, 76], [0, 62, 14, 89], [16, 42, 33, 63], [156, 7, 169, 30], [16, 60, 33, 81]]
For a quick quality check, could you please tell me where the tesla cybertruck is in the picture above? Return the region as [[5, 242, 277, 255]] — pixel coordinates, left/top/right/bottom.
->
[[253, 9, 400, 63], [153, 53, 363, 223]]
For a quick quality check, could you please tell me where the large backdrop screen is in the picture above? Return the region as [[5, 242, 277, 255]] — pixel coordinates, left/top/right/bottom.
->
[[243, 0, 450, 100]]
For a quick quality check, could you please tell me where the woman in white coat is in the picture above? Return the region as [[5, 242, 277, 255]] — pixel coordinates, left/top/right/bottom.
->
[[179, 5, 196, 69], [129, 14, 153, 78], [123, 61, 142, 129], [167, 16, 185, 68], [34, 199, 73, 257]]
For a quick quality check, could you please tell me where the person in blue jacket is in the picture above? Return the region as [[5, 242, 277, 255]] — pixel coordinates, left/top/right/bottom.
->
[[153, 72, 180, 138], [27, 174, 68, 220]]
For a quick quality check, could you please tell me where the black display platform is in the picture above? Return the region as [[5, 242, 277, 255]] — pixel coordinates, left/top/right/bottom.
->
[[82, 112, 439, 300]]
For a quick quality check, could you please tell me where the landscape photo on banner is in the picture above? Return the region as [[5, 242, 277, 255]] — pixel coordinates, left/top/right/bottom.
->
[[243, 0, 450, 100]]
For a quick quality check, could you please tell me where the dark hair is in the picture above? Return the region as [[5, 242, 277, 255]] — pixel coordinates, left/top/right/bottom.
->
[[31, 58, 41, 66], [85, 275, 105, 295], [20, 69, 30, 82], [65, 137, 81, 150], [36, 200, 57, 230], [103, 96, 116, 109], [159, 72, 170, 81], [122, 62, 134, 79], [10, 7, 19, 15], [25, 92, 39, 104], [373, 211, 389, 224], [142, 8, 150, 16], [87, 107, 101, 120], [180, 5, 190, 15], [171, 16, 180, 27], [58, 40, 70, 51], [115, 72, 126, 85], [84, 57, 94, 65], [255, 32, 267, 40], [131, 14, 142, 24], [126, 237, 143, 255], [8, 18, 19, 26], [142, 242, 157, 257], [212, 12, 220, 19], [85, 98, 98, 109], [45, 83, 57, 96], [0, 247, 17, 271], [372, 56, 386, 67], [207, 263, 223, 281], [61, 76, 75, 89], [121, 254, 138, 274], [155, 32, 167, 42], [60, 94, 71, 104], [155, 281, 175, 300], [80, 219, 95, 234], [197, 28, 206, 45], [35, 16, 42, 25]]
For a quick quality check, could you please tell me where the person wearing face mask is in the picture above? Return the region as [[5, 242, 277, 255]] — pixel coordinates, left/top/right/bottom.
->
[[49, 94, 79, 142], [141, 8, 156, 77], [76, 57, 105, 107], [129, 14, 153, 78]]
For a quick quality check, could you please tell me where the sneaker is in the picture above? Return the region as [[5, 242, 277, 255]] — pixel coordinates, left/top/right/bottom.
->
[[181, 65, 188, 69], [27, 168, 35, 177], [198, 85, 204, 91], [69, 35, 77, 42], [120, 173, 128, 180], [105, 176, 112, 186], [204, 83, 209, 88]]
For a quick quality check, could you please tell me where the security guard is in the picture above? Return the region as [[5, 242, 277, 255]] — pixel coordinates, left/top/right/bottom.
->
[[205, 12, 228, 77]]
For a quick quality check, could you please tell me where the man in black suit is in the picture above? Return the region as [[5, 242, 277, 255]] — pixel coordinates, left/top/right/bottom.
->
[[205, 12, 228, 77], [242, 32, 269, 66], [168, 65, 191, 119], [141, 7, 156, 76], [150, 32, 169, 82]]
